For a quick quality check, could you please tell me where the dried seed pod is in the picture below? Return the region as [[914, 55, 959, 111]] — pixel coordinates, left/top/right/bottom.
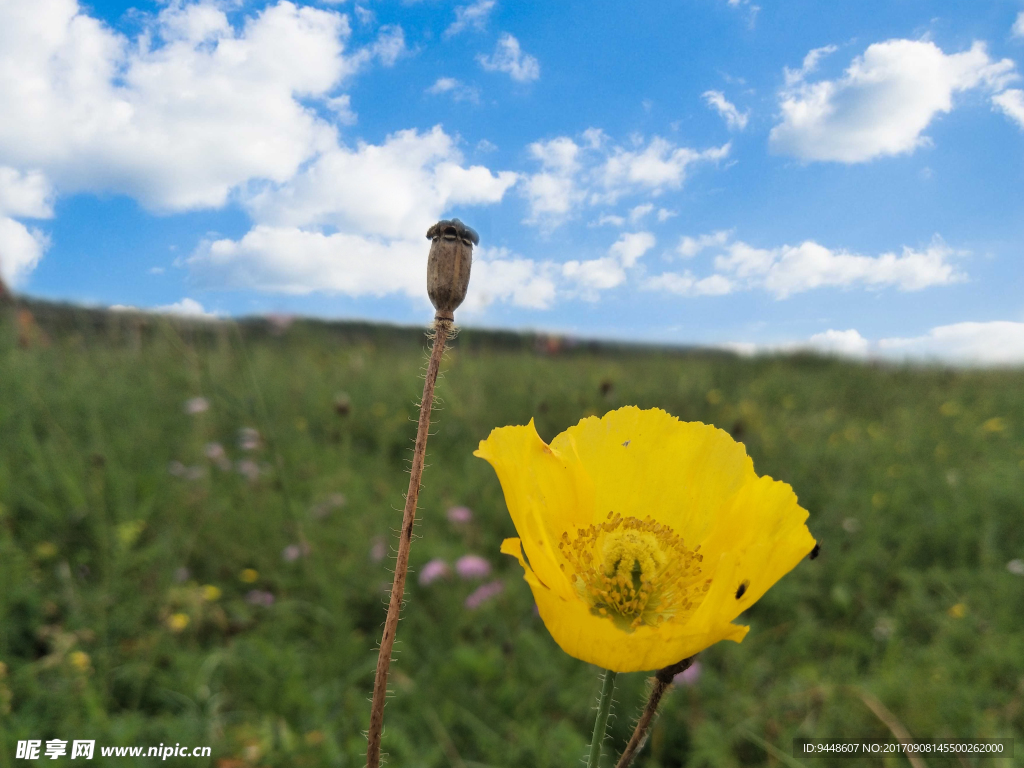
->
[[426, 218, 478, 318]]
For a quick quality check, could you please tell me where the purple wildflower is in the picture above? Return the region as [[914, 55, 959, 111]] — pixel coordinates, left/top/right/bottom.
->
[[246, 589, 275, 607], [238, 427, 261, 451], [446, 506, 473, 524], [204, 442, 232, 471], [455, 554, 491, 580], [369, 537, 388, 563], [419, 558, 451, 586], [236, 459, 260, 482], [465, 580, 504, 609], [184, 397, 209, 415], [282, 543, 310, 562]]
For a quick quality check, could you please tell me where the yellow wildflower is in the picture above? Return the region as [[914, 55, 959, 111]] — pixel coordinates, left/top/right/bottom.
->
[[239, 569, 259, 583], [69, 651, 91, 672], [201, 585, 222, 601], [35, 542, 57, 559], [939, 401, 961, 417], [982, 417, 1006, 433], [167, 613, 190, 632], [475, 406, 815, 672], [947, 603, 966, 619]]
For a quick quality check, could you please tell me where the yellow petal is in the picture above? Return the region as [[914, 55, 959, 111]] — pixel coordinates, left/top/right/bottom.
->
[[500, 537, 548, 592], [698, 475, 815, 622], [476, 421, 593, 599], [552, 407, 756, 542]]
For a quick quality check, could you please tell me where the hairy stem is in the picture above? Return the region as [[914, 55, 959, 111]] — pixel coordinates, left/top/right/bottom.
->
[[365, 315, 451, 768], [587, 670, 618, 768], [615, 657, 694, 768]]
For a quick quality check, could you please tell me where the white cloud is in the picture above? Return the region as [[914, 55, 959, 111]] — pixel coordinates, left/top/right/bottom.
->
[[426, 77, 481, 103], [770, 39, 1018, 162], [242, 125, 517, 240], [0, 0, 367, 212], [677, 230, 731, 258], [609, 231, 656, 267], [112, 297, 219, 317], [806, 329, 871, 357], [478, 33, 540, 82], [562, 257, 628, 293], [878, 321, 1024, 365], [190, 126, 518, 299], [656, 208, 677, 222], [713, 238, 964, 298], [189, 226, 426, 297], [521, 136, 585, 225], [445, 0, 496, 38], [0, 167, 54, 219], [993, 89, 1024, 128], [782, 44, 837, 87], [718, 328, 870, 359], [702, 90, 749, 130], [465, 246, 558, 310], [728, 322, 1024, 366], [429, 77, 458, 93], [562, 231, 654, 296], [0, 217, 49, 287], [595, 138, 730, 203], [521, 132, 728, 226], [154, 298, 220, 318], [644, 271, 734, 296], [647, 232, 964, 299], [324, 94, 357, 125], [353, 5, 374, 25], [724, 0, 760, 28], [628, 203, 654, 223], [1014, 11, 1024, 38], [370, 25, 407, 67]]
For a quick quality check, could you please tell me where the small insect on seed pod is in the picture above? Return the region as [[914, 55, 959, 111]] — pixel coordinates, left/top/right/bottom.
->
[[426, 218, 478, 320]]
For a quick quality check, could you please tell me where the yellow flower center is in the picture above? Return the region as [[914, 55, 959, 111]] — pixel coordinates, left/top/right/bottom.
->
[[558, 512, 710, 632]]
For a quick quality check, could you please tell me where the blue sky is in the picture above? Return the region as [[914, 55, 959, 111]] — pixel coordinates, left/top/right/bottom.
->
[[2, 0, 1023, 363]]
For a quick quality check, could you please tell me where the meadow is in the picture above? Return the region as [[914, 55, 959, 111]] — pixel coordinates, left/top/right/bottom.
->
[[1, 300, 1022, 767]]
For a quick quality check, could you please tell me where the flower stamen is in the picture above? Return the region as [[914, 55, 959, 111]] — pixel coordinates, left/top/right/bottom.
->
[[559, 512, 710, 632]]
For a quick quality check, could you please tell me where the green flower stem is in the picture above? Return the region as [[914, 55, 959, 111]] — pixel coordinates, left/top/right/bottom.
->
[[587, 669, 618, 768]]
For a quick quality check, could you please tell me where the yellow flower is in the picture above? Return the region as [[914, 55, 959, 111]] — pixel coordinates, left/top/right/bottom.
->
[[939, 401, 961, 417], [201, 585, 222, 601], [947, 603, 966, 619], [981, 417, 1006, 433], [475, 407, 815, 673], [239, 568, 259, 583], [68, 651, 91, 672], [35, 541, 58, 559], [167, 613, 191, 632]]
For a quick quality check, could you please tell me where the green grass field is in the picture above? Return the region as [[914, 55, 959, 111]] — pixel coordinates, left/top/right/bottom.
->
[[1, 301, 1022, 767]]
